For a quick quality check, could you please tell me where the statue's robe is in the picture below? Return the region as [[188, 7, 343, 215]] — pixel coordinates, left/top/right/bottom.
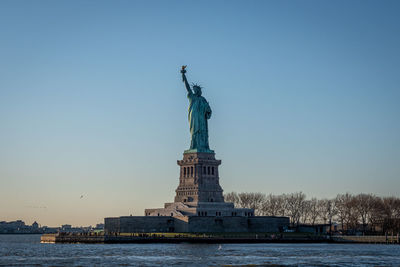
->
[[187, 92, 212, 151]]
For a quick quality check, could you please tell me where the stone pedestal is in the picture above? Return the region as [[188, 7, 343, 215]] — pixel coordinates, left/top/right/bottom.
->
[[106, 150, 290, 233], [144, 151, 254, 218], [175, 152, 223, 203]]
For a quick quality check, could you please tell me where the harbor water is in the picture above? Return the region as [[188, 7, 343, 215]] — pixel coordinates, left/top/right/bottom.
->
[[1, 234, 399, 266]]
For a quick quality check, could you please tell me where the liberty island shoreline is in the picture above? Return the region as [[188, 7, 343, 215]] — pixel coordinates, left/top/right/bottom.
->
[[40, 232, 400, 245]]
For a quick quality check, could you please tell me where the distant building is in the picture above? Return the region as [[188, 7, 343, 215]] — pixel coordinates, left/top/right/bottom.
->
[[61, 224, 72, 231], [0, 220, 39, 233], [32, 221, 39, 229], [95, 223, 104, 230]]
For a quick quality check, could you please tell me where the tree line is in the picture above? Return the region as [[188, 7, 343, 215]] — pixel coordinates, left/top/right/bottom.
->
[[224, 192, 400, 234]]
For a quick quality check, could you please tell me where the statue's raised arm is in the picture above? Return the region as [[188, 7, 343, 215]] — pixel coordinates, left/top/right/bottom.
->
[[181, 65, 192, 95]]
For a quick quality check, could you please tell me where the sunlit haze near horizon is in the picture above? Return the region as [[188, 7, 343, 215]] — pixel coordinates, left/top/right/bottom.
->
[[1, 0, 399, 226]]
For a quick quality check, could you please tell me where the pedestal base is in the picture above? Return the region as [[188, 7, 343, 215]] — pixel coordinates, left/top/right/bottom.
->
[[145, 201, 253, 217]]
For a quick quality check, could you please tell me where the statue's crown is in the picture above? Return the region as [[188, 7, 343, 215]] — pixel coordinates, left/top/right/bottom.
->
[[191, 83, 202, 89]]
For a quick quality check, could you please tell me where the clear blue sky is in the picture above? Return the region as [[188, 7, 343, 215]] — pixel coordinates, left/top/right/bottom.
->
[[0, 0, 399, 226]]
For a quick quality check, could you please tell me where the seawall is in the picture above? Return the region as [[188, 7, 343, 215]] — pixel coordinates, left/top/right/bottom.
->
[[40, 233, 400, 244]]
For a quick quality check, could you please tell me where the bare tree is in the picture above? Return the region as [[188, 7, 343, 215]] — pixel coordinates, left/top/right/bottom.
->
[[382, 197, 400, 234], [335, 193, 352, 232], [307, 198, 319, 225], [285, 192, 306, 226], [237, 192, 252, 209], [317, 199, 336, 226], [368, 196, 385, 234], [237, 192, 266, 215], [261, 194, 287, 216], [347, 196, 360, 231], [224, 192, 239, 206], [300, 200, 311, 224], [354, 193, 375, 234], [276, 194, 288, 217], [224, 191, 400, 235]]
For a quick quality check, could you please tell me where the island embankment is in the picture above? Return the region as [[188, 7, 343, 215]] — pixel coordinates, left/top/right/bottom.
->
[[40, 232, 400, 244]]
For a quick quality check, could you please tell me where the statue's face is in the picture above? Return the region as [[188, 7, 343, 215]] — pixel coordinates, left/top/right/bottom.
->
[[193, 86, 202, 96]]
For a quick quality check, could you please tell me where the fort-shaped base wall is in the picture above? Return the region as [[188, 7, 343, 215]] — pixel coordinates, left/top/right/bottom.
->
[[105, 151, 290, 234], [104, 216, 289, 233]]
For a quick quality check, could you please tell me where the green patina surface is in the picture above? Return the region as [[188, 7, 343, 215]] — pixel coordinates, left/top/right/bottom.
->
[[184, 148, 214, 154], [181, 66, 213, 153]]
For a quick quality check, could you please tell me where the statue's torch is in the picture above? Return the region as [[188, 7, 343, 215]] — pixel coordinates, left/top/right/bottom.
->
[[181, 65, 187, 74], [181, 65, 187, 82]]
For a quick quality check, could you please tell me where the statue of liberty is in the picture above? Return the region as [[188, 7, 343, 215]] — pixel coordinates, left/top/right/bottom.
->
[[181, 66, 213, 153]]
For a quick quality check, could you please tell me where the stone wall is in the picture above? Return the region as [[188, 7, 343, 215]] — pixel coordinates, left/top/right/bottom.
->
[[104, 217, 120, 234], [187, 216, 289, 233], [173, 216, 189, 232], [105, 215, 289, 233], [248, 217, 289, 233], [105, 216, 174, 234], [187, 216, 248, 233]]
